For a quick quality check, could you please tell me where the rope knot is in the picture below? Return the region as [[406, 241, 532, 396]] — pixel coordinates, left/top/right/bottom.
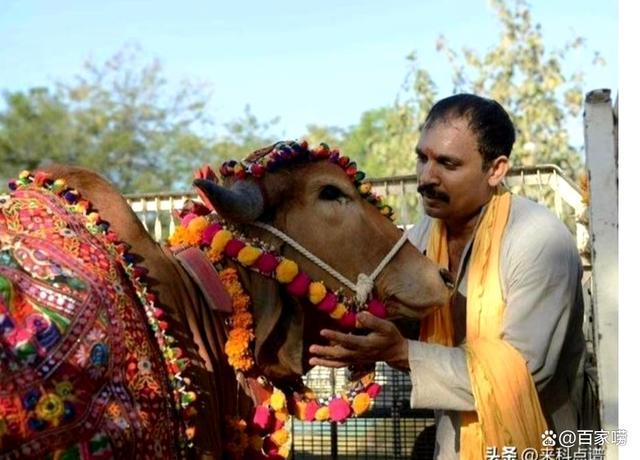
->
[[355, 273, 374, 306]]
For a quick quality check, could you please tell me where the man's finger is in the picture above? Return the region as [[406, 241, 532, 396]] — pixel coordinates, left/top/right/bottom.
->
[[309, 344, 355, 360], [309, 357, 349, 368], [357, 311, 393, 333], [320, 329, 369, 350]]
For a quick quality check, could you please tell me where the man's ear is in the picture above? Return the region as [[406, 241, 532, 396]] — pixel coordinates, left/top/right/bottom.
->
[[487, 155, 510, 187]]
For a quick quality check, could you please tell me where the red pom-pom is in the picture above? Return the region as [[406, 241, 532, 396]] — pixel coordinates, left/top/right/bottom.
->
[[252, 405, 272, 431], [339, 311, 357, 329], [287, 272, 311, 297], [201, 223, 222, 245], [254, 252, 279, 273], [224, 239, 246, 258], [366, 383, 382, 398], [317, 292, 338, 313], [338, 156, 350, 167], [304, 400, 320, 422], [328, 398, 351, 423], [181, 213, 198, 227], [250, 163, 266, 178], [366, 298, 387, 318]]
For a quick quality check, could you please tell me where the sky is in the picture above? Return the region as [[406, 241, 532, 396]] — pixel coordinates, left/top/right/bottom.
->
[[0, 0, 618, 142]]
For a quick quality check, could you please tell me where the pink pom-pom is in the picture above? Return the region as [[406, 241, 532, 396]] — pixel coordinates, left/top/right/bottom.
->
[[328, 398, 351, 423], [201, 223, 222, 245], [274, 418, 285, 431], [254, 252, 279, 273], [339, 311, 357, 329], [252, 405, 272, 431], [224, 239, 246, 258], [366, 298, 387, 318], [304, 400, 320, 422], [317, 292, 338, 313], [181, 213, 198, 227], [366, 383, 382, 398], [287, 272, 311, 297]]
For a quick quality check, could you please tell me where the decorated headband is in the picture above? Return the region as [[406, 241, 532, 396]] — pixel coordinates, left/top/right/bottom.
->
[[218, 140, 395, 220]]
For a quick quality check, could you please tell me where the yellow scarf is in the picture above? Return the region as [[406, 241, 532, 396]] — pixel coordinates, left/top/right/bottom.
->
[[420, 188, 547, 459]]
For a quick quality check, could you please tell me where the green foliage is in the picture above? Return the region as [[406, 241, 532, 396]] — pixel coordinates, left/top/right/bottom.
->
[[0, 1, 605, 193], [304, 0, 601, 180], [210, 105, 280, 162], [427, 0, 601, 177], [0, 47, 218, 193]]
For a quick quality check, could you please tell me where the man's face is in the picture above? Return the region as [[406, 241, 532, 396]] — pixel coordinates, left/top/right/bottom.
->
[[415, 117, 494, 223]]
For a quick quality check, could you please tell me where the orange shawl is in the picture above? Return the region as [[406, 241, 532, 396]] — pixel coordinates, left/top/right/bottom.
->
[[420, 189, 547, 459]]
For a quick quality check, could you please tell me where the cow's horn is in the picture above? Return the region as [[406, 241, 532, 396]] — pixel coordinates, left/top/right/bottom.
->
[[193, 179, 265, 223]]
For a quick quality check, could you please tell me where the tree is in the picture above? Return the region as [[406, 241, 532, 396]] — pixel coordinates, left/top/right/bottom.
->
[[0, 46, 216, 193], [210, 105, 281, 163], [306, 0, 602, 180], [431, 0, 602, 177]]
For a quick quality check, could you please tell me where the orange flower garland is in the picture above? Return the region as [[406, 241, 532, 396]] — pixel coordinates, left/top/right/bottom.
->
[[168, 211, 385, 460]]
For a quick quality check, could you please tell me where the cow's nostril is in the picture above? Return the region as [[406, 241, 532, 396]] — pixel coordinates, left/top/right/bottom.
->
[[439, 268, 455, 289]]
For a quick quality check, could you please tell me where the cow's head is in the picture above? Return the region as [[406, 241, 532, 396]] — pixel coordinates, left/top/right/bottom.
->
[[194, 141, 452, 383]]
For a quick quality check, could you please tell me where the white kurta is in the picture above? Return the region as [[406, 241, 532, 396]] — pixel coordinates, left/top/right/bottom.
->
[[406, 195, 598, 459]]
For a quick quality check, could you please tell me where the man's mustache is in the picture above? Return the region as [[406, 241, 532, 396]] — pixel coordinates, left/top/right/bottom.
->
[[417, 184, 450, 203]]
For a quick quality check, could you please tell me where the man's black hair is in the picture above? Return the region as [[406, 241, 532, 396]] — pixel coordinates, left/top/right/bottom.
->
[[422, 93, 516, 167]]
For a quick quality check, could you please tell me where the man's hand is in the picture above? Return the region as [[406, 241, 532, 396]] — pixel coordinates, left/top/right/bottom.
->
[[308, 312, 409, 371]]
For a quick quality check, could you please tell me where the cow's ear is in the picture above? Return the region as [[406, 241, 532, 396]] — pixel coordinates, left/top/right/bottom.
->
[[235, 264, 304, 380]]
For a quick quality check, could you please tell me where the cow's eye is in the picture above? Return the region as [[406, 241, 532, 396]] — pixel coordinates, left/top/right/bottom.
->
[[319, 185, 344, 201]]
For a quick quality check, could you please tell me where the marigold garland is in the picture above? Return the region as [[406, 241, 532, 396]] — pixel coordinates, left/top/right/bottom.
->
[[169, 211, 384, 460]]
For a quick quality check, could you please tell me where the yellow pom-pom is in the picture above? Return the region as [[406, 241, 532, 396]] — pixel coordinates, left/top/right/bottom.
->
[[278, 445, 290, 458], [238, 246, 262, 266], [19, 170, 30, 179], [294, 400, 307, 419], [315, 406, 330, 421], [309, 282, 327, 304], [358, 182, 372, 194], [270, 388, 286, 411], [211, 229, 233, 253], [352, 392, 371, 416], [276, 259, 299, 283], [330, 303, 347, 320], [187, 216, 208, 232], [271, 428, 289, 446]]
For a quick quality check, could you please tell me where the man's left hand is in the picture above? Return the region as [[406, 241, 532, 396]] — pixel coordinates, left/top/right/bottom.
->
[[308, 311, 409, 371]]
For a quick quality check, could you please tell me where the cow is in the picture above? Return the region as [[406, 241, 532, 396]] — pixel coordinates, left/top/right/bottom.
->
[[0, 141, 452, 459]]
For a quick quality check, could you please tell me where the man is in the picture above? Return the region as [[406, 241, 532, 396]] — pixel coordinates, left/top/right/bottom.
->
[[309, 94, 596, 459]]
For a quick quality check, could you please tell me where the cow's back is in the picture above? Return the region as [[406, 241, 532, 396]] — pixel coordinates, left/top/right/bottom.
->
[[0, 178, 180, 458]]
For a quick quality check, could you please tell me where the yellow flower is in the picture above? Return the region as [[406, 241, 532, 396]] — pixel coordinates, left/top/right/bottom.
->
[[351, 392, 371, 416], [187, 216, 208, 232], [270, 388, 286, 411], [315, 406, 330, 421], [309, 282, 327, 304], [35, 393, 64, 424], [231, 312, 253, 329], [168, 226, 189, 246], [278, 445, 290, 458], [237, 246, 262, 266], [330, 303, 347, 319], [271, 428, 289, 446], [211, 229, 233, 253], [275, 259, 298, 283]]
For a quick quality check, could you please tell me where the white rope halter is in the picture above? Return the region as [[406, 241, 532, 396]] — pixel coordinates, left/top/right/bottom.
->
[[248, 222, 410, 307]]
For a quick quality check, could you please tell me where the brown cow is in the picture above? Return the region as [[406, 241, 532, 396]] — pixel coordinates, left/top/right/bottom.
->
[[0, 141, 451, 459]]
